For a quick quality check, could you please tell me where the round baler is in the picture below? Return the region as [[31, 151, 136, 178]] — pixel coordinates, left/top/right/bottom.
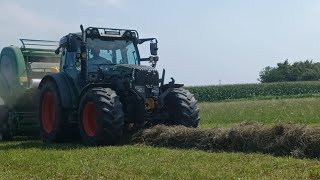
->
[[0, 39, 60, 139]]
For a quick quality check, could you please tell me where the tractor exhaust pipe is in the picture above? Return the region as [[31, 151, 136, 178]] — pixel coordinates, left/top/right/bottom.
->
[[80, 25, 88, 83]]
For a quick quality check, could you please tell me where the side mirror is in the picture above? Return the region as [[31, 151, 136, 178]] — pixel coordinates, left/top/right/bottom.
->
[[150, 42, 158, 56], [67, 35, 78, 52]]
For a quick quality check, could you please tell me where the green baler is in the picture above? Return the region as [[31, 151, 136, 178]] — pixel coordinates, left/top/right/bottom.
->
[[0, 39, 60, 139]]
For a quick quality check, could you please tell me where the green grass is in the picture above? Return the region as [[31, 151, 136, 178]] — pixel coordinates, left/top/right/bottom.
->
[[2, 98, 320, 179], [1, 141, 320, 179], [200, 97, 320, 128]]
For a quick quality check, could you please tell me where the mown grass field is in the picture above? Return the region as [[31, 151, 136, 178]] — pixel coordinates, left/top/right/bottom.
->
[[200, 97, 320, 128], [1, 141, 320, 179], [1, 97, 320, 179]]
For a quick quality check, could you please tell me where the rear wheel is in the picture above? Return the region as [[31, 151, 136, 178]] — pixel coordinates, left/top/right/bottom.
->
[[79, 88, 124, 146], [38, 81, 69, 143], [163, 88, 200, 127]]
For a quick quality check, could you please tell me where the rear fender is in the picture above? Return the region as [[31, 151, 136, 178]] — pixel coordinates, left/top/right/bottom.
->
[[158, 78, 184, 107], [79, 83, 111, 100], [160, 84, 184, 92], [38, 73, 78, 109]]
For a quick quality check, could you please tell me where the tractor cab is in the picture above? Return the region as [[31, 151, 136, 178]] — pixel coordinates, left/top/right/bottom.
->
[[56, 27, 158, 83]]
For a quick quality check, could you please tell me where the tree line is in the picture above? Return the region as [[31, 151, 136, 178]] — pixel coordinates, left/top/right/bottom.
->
[[259, 60, 320, 83]]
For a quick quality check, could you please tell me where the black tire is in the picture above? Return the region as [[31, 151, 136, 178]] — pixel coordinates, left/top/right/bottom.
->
[[38, 81, 69, 143], [164, 88, 200, 127], [0, 105, 12, 140], [79, 88, 124, 146]]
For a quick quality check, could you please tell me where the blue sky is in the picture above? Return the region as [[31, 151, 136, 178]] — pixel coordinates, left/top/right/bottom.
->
[[1, 0, 320, 85]]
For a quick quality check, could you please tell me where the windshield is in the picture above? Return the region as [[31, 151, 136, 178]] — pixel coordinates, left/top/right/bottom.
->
[[86, 38, 139, 72]]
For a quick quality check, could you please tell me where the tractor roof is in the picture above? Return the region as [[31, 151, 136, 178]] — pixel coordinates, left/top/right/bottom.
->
[[84, 27, 139, 39]]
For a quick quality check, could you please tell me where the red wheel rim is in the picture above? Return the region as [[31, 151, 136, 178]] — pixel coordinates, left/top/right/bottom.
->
[[83, 101, 97, 137], [41, 92, 55, 133]]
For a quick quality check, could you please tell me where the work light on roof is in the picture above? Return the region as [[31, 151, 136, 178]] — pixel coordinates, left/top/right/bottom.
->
[[104, 30, 121, 36]]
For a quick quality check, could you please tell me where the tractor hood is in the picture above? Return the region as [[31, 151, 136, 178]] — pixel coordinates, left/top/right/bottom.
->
[[106, 64, 159, 86]]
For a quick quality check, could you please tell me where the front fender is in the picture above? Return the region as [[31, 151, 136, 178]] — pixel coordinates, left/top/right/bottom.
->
[[38, 73, 77, 109]]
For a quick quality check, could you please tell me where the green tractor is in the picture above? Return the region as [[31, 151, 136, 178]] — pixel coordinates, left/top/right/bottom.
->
[[0, 39, 60, 140], [1, 25, 200, 145]]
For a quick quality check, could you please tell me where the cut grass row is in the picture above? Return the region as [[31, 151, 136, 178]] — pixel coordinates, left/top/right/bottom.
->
[[137, 124, 320, 159]]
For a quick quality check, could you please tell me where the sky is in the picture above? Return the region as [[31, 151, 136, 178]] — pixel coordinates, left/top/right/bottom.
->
[[1, 0, 320, 85]]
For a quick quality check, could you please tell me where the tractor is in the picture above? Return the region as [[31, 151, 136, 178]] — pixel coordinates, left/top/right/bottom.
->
[[1, 25, 200, 145]]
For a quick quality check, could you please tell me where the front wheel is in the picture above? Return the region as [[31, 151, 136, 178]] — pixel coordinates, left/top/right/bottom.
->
[[79, 88, 124, 146], [163, 88, 200, 127], [38, 81, 69, 143]]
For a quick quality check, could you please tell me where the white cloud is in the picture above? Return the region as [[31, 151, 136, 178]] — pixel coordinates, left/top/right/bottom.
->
[[0, 2, 65, 31], [106, 0, 121, 6], [0, 2, 68, 47], [80, 0, 122, 8], [311, 1, 320, 14]]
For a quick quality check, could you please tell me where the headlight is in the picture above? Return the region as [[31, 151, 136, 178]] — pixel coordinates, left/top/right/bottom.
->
[[151, 86, 159, 94], [134, 86, 145, 94]]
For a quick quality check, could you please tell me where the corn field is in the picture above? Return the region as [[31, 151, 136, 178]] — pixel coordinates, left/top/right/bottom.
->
[[186, 81, 320, 102]]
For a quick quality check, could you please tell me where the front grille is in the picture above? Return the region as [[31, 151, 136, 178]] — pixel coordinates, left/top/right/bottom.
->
[[134, 66, 159, 86]]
